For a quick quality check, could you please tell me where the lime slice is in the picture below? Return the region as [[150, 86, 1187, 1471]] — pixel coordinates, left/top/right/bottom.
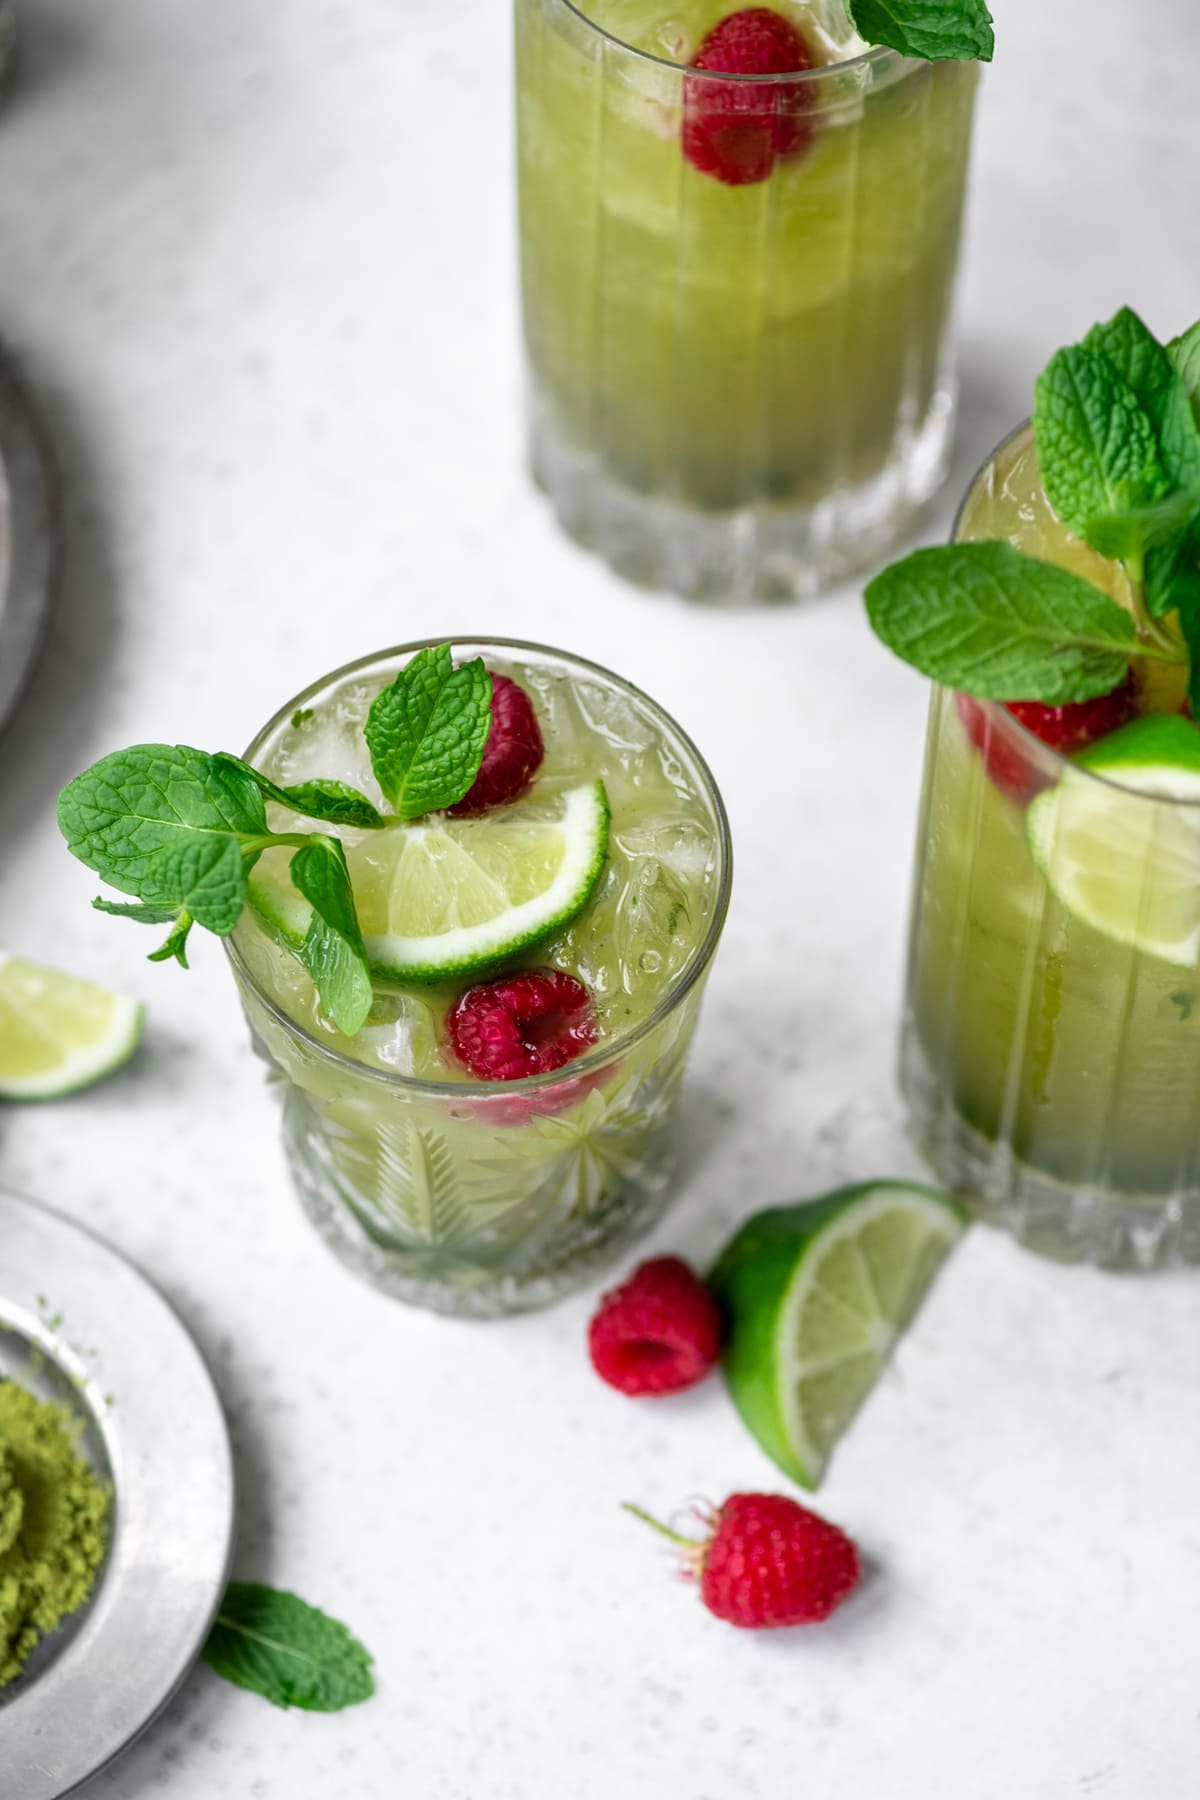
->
[[249, 780, 610, 984], [1027, 715, 1200, 968], [709, 1183, 965, 1489], [0, 953, 143, 1099]]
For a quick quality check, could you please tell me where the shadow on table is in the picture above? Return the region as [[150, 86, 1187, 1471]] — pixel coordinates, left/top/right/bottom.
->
[[0, 355, 123, 859]]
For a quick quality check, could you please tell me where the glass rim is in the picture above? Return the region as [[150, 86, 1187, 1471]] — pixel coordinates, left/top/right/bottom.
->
[[950, 420, 1200, 810], [552, 0, 904, 83], [223, 635, 734, 1097]]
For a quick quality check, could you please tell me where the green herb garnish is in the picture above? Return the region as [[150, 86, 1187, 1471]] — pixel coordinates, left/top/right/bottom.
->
[[364, 642, 492, 819], [202, 1581, 374, 1713], [848, 0, 995, 62], [56, 644, 492, 1035], [866, 306, 1200, 709]]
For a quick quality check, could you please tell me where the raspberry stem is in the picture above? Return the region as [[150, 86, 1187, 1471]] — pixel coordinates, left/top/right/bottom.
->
[[621, 1502, 695, 1548]]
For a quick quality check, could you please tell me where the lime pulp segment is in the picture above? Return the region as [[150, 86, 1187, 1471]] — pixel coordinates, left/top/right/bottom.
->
[[0, 952, 143, 1099], [1027, 716, 1200, 969], [248, 780, 611, 985], [710, 1183, 965, 1489]]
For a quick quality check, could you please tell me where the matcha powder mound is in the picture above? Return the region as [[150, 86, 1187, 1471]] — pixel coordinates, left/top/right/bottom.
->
[[0, 1378, 110, 1689]]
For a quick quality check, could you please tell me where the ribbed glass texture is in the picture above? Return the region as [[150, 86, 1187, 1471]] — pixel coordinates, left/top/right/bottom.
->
[[225, 642, 732, 1317], [900, 431, 1200, 1269], [515, 0, 978, 602]]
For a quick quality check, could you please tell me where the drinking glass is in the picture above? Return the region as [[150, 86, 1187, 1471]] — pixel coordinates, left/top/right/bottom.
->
[[900, 425, 1200, 1268], [226, 640, 732, 1315], [515, 0, 979, 602]]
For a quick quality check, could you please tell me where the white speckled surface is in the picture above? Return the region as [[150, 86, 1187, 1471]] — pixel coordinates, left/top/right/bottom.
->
[[2, 2, 1200, 1795]]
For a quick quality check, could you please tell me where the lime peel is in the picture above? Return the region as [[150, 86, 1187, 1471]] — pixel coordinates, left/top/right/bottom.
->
[[249, 779, 610, 987], [710, 1182, 965, 1490], [0, 952, 143, 1100]]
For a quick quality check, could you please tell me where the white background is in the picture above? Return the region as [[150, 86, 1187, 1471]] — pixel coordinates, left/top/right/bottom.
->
[[2, 2, 1200, 1795]]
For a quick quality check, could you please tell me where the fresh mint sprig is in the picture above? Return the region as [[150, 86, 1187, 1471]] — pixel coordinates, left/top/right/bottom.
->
[[57, 743, 376, 1034], [866, 306, 1200, 710], [848, 0, 994, 63], [56, 644, 495, 1035]]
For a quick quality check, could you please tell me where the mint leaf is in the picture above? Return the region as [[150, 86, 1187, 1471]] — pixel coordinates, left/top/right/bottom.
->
[[202, 1582, 374, 1713], [278, 781, 387, 830], [58, 745, 267, 934], [147, 912, 195, 968], [91, 897, 181, 924], [289, 838, 373, 1035], [1085, 308, 1200, 492], [1084, 489, 1200, 563], [865, 542, 1137, 701], [91, 896, 195, 966], [1169, 320, 1200, 421], [1033, 344, 1168, 541], [1148, 519, 1200, 619], [364, 645, 492, 820], [847, 0, 994, 61], [214, 755, 387, 831]]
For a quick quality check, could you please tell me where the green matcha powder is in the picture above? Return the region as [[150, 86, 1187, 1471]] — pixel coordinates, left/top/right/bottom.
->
[[0, 1378, 110, 1688]]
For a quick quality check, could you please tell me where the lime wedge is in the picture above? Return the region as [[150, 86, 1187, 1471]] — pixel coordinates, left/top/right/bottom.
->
[[249, 779, 610, 984], [1027, 715, 1200, 968], [0, 953, 143, 1099], [709, 1183, 965, 1489]]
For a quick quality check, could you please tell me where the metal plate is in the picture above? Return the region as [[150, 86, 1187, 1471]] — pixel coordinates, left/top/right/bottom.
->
[[0, 346, 58, 736], [0, 1190, 235, 1799]]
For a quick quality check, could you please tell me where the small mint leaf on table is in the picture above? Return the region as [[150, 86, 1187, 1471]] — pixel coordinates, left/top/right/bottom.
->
[[365, 644, 492, 820], [847, 0, 994, 62], [289, 838, 373, 1035], [202, 1582, 374, 1713], [864, 542, 1138, 702], [1033, 344, 1168, 544], [214, 754, 387, 831]]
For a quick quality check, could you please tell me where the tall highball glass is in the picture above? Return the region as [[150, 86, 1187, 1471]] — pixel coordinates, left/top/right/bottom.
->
[[900, 426, 1200, 1269], [516, 0, 979, 602]]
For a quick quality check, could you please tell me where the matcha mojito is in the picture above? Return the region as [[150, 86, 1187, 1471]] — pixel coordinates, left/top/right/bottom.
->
[[517, 0, 984, 601], [59, 640, 731, 1314], [867, 307, 1200, 1268]]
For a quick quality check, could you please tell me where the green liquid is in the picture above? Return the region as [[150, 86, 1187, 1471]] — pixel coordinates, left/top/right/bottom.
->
[[229, 648, 728, 1310], [906, 430, 1200, 1200], [516, 0, 977, 512]]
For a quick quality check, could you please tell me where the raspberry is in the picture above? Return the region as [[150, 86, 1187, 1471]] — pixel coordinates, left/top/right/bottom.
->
[[683, 8, 817, 187], [957, 673, 1136, 805], [588, 1257, 722, 1397], [449, 674, 544, 816], [447, 970, 596, 1082], [627, 1492, 860, 1629]]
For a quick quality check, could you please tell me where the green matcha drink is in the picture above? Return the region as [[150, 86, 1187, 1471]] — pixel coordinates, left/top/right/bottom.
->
[[226, 641, 731, 1313], [516, 0, 980, 601], [868, 307, 1200, 1267]]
